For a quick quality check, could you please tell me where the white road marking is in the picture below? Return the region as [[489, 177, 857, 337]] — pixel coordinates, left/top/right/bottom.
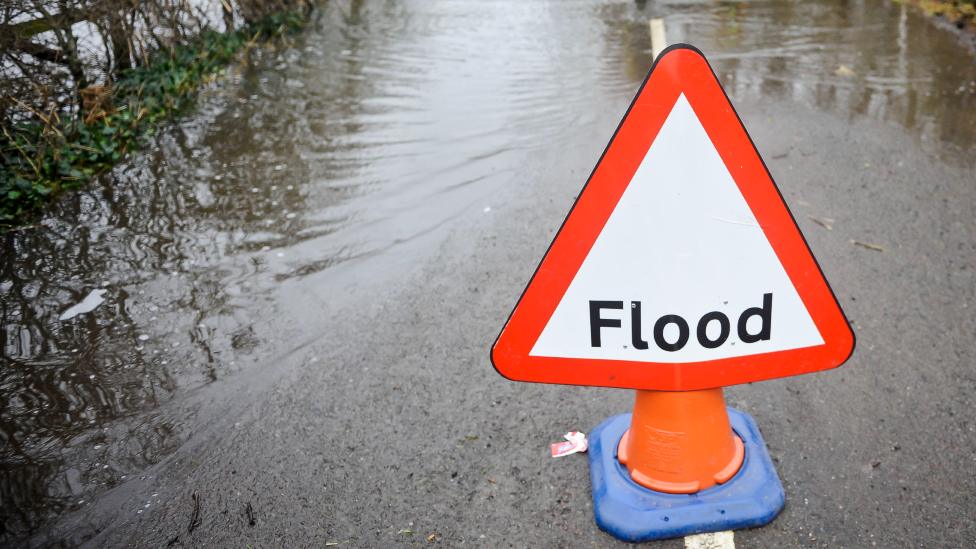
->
[[685, 531, 735, 549], [649, 18, 667, 59]]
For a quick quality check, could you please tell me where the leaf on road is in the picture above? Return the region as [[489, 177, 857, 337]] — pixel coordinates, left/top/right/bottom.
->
[[851, 240, 884, 252], [835, 64, 856, 77], [808, 216, 834, 230]]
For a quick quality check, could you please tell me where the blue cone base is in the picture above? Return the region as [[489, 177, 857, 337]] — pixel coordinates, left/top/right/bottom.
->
[[587, 408, 785, 542]]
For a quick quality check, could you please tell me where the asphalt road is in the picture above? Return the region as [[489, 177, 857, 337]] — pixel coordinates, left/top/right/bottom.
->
[[22, 1, 976, 547]]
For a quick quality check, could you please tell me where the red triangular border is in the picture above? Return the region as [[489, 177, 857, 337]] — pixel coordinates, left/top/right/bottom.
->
[[491, 45, 854, 391]]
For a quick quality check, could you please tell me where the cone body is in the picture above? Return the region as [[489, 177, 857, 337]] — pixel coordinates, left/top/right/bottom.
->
[[617, 388, 744, 494]]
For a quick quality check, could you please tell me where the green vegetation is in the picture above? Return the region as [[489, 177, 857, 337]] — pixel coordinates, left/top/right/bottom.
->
[[0, 11, 307, 229], [897, 0, 976, 31]]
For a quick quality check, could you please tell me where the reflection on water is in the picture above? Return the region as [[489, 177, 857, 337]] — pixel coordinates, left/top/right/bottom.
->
[[1, 0, 973, 542], [668, 0, 976, 152]]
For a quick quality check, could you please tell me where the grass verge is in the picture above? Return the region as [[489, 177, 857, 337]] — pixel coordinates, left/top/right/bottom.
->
[[0, 10, 308, 230], [896, 0, 976, 31]]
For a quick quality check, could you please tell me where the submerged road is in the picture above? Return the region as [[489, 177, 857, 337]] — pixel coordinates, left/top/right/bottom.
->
[[4, 1, 975, 547]]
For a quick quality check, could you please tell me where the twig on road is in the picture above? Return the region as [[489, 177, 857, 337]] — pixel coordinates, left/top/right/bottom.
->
[[245, 502, 256, 526], [187, 493, 202, 533]]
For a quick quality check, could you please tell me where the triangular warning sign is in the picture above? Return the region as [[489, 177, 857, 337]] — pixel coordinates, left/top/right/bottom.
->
[[491, 45, 854, 391]]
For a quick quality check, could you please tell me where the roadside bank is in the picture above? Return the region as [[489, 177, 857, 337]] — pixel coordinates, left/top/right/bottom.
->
[[1, 3, 311, 229], [896, 0, 976, 50]]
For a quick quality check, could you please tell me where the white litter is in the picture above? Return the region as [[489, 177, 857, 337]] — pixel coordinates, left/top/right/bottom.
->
[[59, 289, 107, 321], [550, 431, 588, 457]]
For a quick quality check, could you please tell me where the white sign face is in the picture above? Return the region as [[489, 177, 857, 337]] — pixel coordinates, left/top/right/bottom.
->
[[529, 94, 824, 363]]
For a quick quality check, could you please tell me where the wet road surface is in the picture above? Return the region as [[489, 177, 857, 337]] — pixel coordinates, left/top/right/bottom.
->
[[2, 0, 975, 546]]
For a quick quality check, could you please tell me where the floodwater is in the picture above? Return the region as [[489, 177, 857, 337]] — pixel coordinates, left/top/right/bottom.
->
[[1, 0, 974, 542]]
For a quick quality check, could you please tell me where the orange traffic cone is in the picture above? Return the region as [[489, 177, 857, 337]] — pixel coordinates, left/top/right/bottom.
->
[[617, 388, 744, 494]]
